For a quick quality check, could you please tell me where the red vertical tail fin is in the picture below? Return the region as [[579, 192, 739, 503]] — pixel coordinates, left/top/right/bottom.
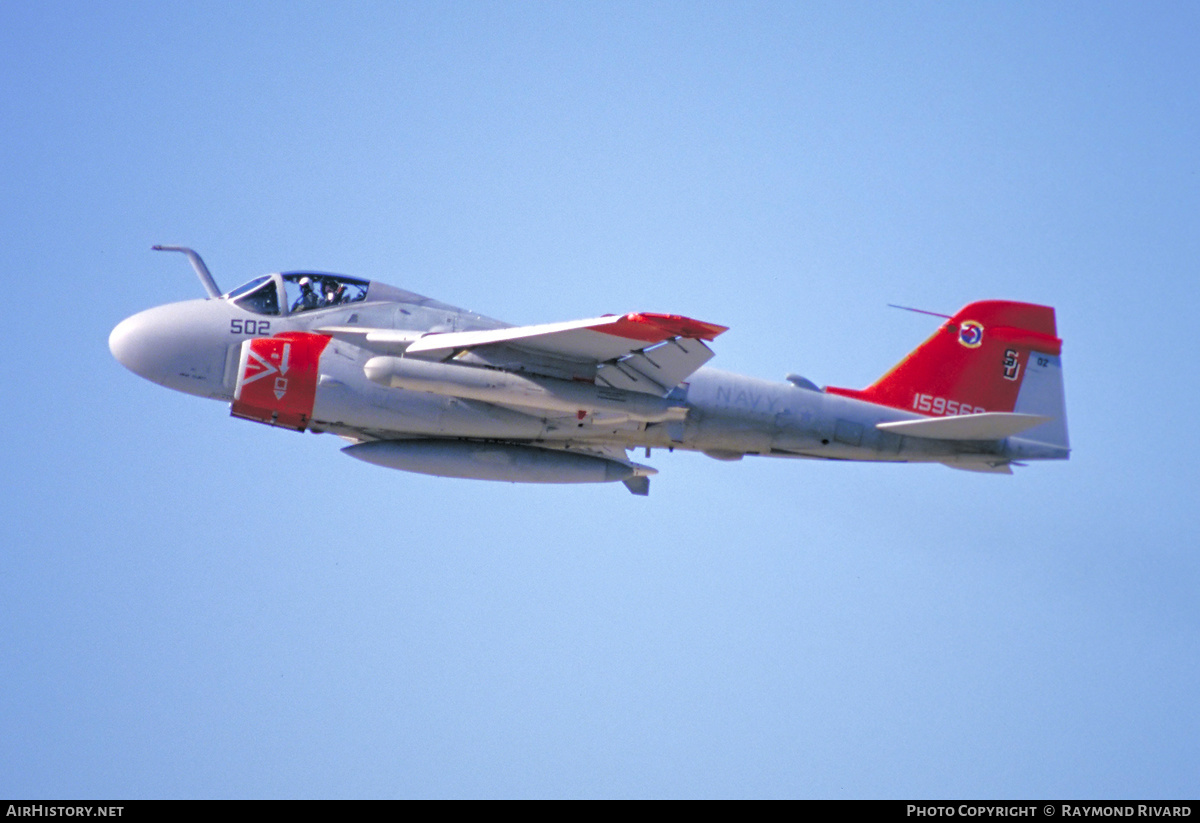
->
[[827, 300, 1063, 417]]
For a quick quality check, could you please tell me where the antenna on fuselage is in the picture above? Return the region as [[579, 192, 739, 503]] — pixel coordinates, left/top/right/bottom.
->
[[886, 303, 952, 319], [152, 245, 221, 298]]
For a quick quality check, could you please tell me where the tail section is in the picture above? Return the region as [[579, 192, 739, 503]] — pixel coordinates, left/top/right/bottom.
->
[[827, 300, 1068, 449]]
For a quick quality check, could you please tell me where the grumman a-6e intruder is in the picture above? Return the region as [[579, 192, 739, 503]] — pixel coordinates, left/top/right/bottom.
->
[[110, 247, 1069, 495]]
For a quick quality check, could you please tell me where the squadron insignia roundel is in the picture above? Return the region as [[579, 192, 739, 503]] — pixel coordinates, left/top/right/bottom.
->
[[958, 320, 984, 348]]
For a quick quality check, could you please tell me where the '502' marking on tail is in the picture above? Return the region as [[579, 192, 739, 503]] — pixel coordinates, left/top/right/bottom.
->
[[912, 393, 986, 416]]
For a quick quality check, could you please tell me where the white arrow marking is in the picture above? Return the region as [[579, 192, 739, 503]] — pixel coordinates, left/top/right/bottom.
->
[[240, 349, 278, 386]]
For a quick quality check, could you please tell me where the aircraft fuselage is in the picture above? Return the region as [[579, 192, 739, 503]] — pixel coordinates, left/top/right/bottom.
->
[[111, 255, 1069, 492]]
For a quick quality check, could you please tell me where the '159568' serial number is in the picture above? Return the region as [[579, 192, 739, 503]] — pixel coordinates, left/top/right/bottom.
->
[[912, 393, 985, 416]]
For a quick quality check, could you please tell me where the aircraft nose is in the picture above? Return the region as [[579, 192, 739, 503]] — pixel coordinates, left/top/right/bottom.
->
[[109, 311, 160, 380], [109, 300, 234, 399]]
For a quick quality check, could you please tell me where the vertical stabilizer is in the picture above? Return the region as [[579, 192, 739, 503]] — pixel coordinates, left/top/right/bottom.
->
[[827, 301, 1067, 448]]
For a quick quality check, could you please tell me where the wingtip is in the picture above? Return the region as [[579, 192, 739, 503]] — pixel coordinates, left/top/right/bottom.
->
[[622, 313, 729, 341]]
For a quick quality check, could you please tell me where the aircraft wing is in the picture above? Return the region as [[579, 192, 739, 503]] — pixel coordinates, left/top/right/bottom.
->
[[324, 312, 728, 397], [402, 313, 725, 360]]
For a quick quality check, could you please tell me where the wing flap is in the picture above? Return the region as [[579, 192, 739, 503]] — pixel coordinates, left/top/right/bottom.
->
[[877, 412, 1051, 441], [596, 337, 716, 395]]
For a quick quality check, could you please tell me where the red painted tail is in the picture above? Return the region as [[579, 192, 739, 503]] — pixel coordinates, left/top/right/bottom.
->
[[827, 301, 1062, 416]]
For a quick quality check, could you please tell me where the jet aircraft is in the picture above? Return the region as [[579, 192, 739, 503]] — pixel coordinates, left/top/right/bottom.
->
[[109, 247, 1069, 495]]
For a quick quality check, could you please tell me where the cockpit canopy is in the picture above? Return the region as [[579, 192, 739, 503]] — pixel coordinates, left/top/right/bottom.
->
[[225, 272, 371, 316]]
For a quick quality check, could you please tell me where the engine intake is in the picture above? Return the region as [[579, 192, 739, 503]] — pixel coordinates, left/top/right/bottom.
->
[[230, 332, 331, 431]]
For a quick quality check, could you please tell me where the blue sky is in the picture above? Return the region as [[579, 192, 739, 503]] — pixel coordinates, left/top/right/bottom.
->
[[3, 1, 1198, 798]]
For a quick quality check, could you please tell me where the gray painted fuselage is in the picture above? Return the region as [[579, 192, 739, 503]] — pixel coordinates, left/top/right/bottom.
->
[[109, 274, 1068, 479]]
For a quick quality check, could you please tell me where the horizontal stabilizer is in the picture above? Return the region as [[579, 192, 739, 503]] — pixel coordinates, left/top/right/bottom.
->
[[877, 412, 1050, 441]]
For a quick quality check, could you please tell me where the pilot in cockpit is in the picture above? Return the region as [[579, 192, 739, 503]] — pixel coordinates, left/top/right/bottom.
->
[[325, 282, 346, 306], [293, 276, 320, 312]]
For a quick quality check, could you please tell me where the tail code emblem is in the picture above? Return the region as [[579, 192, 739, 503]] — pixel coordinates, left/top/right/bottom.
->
[[958, 321, 984, 348]]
